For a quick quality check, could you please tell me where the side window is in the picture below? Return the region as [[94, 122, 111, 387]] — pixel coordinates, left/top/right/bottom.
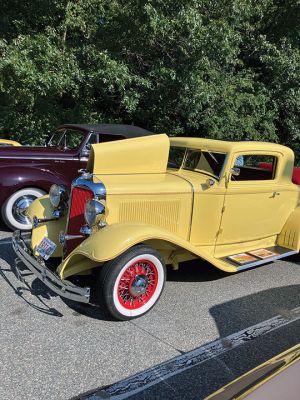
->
[[64, 130, 84, 149], [232, 155, 277, 181]]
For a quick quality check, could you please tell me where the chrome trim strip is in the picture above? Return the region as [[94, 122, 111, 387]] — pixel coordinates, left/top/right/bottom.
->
[[0, 156, 77, 161], [91, 172, 168, 176], [12, 231, 90, 303], [33, 215, 60, 228], [64, 234, 83, 240], [237, 250, 297, 271], [59, 233, 84, 245]]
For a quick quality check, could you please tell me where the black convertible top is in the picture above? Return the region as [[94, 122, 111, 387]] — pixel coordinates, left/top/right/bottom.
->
[[61, 124, 153, 138]]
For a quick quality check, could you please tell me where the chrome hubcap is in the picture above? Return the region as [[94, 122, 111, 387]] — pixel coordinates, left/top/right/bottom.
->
[[129, 275, 148, 297], [12, 195, 36, 225]]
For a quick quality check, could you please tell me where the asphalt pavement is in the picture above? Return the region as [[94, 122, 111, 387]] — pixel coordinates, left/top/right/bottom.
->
[[0, 223, 299, 400]]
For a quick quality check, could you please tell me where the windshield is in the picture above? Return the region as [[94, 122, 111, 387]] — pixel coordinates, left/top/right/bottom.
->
[[168, 146, 227, 179], [48, 129, 84, 150]]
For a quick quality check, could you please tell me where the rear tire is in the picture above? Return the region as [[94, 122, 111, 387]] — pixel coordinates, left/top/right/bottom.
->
[[96, 245, 166, 321], [2, 187, 46, 231]]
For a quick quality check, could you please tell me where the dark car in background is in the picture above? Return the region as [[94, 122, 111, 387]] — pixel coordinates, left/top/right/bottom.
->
[[0, 124, 153, 230]]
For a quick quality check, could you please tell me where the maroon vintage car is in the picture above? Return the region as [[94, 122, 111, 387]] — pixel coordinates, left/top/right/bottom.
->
[[0, 124, 153, 230]]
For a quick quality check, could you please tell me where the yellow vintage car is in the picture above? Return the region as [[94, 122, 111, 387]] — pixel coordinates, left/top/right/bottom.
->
[[12, 134, 300, 320], [0, 138, 21, 146]]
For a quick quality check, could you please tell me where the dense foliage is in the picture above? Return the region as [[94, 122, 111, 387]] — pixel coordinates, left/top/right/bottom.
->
[[0, 1, 299, 156]]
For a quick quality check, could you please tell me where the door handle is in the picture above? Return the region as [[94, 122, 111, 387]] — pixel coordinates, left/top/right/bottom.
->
[[271, 191, 280, 198]]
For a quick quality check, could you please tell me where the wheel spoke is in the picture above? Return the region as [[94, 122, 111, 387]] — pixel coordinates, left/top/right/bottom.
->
[[117, 259, 158, 310]]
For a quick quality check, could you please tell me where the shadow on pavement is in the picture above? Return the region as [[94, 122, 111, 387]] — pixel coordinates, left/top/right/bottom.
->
[[62, 299, 113, 322], [0, 235, 112, 320], [167, 259, 228, 282], [0, 236, 63, 317], [210, 284, 300, 338], [71, 284, 300, 400]]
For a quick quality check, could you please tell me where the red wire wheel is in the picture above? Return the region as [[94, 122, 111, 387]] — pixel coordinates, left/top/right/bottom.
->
[[97, 245, 166, 320], [117, 259, 158, 310]]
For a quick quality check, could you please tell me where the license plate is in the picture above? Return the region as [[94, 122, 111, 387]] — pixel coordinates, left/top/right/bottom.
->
[[36, 237, 57, 260]]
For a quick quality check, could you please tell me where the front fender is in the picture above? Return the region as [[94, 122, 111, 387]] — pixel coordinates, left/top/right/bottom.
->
[[57, 223, 237, 279], [28, 195, 66, 257]]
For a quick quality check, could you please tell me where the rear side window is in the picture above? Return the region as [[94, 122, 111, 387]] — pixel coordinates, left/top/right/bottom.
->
[[232, 155, 277, 181], [99, 134, 125, 143], [65, 130, 84, 149], [84, 133, 126, 154]]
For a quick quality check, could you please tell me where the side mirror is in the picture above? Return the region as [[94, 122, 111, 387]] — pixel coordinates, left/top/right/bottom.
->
[[231, 167, 240, 176]]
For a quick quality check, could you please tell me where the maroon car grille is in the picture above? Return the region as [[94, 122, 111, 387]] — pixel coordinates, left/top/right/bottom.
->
[[65, 187, 93, 256]]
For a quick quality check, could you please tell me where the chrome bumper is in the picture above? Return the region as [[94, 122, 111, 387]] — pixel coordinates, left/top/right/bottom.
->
[[12, 230, 90, 303]]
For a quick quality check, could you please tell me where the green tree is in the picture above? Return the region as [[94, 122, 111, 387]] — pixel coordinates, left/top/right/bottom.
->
[[0, 0, 299, 157]]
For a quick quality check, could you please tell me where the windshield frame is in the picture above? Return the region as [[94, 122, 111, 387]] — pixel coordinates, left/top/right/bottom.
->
[[47, 128, 85, 150], [47, 129, 65, 147]]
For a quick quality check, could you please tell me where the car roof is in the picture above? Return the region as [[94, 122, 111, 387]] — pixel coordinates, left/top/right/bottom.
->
[[170, 137, 293, 155], [59, 124, 154, 138]]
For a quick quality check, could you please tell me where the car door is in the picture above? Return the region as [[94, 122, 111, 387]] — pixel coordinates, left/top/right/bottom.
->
[[216, 152, 297, 245]]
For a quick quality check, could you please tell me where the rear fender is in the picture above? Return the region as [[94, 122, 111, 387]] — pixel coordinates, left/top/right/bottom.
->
[[277, 207, 300, 251]]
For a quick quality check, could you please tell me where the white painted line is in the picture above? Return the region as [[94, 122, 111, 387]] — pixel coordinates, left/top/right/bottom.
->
[[80, 306, 300, 400]]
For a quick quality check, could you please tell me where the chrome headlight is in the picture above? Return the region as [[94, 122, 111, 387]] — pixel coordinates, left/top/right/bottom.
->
[[84, 199, 105, 227], [49, 184, 68, 208]]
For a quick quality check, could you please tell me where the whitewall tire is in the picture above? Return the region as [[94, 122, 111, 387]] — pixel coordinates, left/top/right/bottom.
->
[[97, 245, 166, 321], [2, 187, 46, 231]]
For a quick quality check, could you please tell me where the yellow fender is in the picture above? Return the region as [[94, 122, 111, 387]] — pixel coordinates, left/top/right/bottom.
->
[[58, 223, 237, 279], [277, 207, 300, 251], [28, 195, 66, 257]]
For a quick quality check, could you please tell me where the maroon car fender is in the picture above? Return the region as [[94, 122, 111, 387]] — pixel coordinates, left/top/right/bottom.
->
[[0, 166, 71, 204]]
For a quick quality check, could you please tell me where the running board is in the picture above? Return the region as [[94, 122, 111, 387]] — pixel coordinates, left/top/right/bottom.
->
[[219, 246, 297, 272]]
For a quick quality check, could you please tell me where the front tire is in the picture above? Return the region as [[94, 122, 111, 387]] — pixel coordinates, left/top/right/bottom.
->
[[2, 187, 46, 231], [97, 245, 166, 321]]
